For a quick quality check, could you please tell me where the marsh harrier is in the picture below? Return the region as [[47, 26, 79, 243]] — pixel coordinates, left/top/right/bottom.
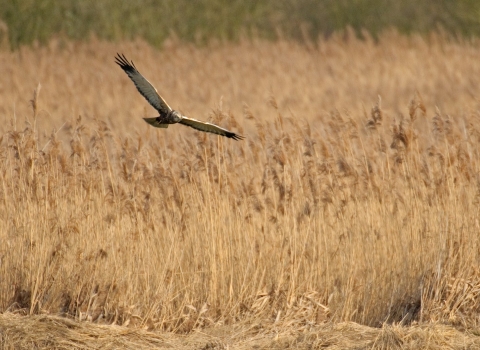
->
[[115, 53, 243, 140]]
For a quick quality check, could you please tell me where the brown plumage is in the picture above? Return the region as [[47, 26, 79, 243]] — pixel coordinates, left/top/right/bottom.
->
[[115, 53, 244, 140]]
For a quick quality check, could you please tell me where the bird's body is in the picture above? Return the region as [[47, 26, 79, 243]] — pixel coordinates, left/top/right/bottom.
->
[[115, 53, 244, 140], [144, 110, 183, 128]]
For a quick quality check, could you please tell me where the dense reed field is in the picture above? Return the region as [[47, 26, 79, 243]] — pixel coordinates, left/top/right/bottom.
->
[[2, 32, 480, 348]]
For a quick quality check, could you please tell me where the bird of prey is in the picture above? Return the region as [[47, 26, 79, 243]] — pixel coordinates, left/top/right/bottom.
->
[[115, 53, 244, 140]]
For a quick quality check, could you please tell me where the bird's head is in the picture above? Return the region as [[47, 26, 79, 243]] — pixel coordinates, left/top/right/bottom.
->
[[171, 110, 183, 123]]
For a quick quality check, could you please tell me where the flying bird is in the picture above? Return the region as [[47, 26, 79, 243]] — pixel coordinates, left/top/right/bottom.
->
[[115, 53, 244, 140]]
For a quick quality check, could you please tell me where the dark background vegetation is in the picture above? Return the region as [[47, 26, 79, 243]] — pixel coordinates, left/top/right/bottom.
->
[[2, 0, 480, 49]]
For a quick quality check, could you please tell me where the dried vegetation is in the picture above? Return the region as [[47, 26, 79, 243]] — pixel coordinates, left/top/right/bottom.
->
[[2, 31, 480, 348]]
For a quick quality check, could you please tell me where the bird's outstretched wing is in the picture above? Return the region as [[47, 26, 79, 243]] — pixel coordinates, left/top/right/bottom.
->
[[179, 117, 244, 140], [115, 53, 172, 114]]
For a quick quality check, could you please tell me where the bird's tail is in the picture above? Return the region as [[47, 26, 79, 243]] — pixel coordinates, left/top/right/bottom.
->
[[143, 117, 169, 128]]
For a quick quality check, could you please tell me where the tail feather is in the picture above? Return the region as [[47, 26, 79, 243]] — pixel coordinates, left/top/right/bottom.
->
[[143, 117, 169, 128]]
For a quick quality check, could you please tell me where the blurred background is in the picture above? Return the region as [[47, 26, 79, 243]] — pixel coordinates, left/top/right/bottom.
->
[[2, 0, 480, 50]]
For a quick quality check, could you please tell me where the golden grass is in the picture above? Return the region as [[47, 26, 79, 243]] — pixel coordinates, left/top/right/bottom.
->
[[2, 312, 480, 349], [2, 31, 480, 348]]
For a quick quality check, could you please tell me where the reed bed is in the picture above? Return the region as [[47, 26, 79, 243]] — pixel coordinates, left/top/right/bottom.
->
[[1, 31, 480, 348]]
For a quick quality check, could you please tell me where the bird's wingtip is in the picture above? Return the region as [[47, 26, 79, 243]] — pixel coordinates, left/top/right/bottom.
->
[[230, 133, 245, 141]]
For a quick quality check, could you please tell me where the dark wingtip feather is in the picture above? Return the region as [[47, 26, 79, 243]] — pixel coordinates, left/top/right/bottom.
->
[[227, 132, 245, 141], [115, 53, 137, 72]]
